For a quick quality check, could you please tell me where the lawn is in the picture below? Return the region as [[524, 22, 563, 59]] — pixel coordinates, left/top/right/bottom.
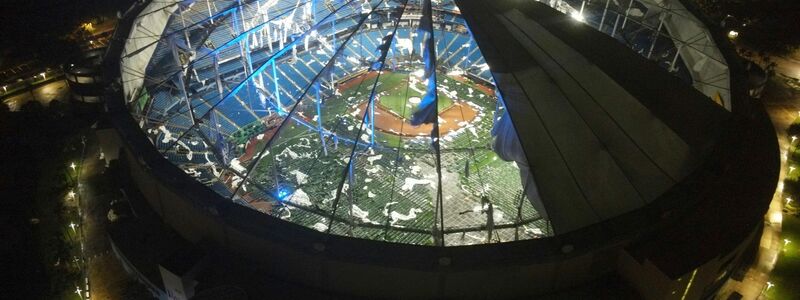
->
[[770, 114, 800, 299], [765, 214, 800, 299]]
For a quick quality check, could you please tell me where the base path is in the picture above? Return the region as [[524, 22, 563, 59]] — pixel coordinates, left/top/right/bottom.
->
[[355, 100, 478, 136]]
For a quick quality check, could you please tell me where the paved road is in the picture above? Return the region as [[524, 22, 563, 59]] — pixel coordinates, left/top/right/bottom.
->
[[75, 131, 136, 299], [771, 53, 800, 80], [2, 79, 69, 111]]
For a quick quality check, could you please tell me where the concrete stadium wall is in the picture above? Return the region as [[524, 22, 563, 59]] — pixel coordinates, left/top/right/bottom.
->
[[618, 226, 760, 299], [108, 235, 165, 298]]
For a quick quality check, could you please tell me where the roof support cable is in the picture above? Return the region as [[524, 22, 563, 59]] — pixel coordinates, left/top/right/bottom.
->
[[161, 0, 357, 154], [142, 2, 311, 124], [229, 0, 387, 209], [412, 0, 446, 246], [326, 0, 409, 234]]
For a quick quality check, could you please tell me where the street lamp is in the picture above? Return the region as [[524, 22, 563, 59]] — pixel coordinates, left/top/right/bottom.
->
[[70, 162, 77, 171], [727, 30, 739, 39], [40, 72, 46, 80], [785, 239, 791, 246], [75, 286, 84, 300], [69, 222, 77, 232], [68, 190, 76, 199]]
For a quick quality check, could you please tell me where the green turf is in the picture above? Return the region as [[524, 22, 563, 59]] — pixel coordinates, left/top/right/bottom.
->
[[370, 72, 454, 120], [226, 70, 550, 245], [376, 131, 404, 148], [765, 215, 800, 299], [229, 121, 267, 145]]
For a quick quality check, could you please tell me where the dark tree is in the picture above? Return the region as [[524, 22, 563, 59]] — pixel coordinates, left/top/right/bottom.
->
[[696, 0, 800, 55], [0, 0, 136, 65]]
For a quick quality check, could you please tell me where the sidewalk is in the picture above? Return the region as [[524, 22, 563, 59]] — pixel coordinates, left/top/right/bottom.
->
[[75, 131, 150, 299], [2, 79, 69, 111], [716, 50, 800, 299]]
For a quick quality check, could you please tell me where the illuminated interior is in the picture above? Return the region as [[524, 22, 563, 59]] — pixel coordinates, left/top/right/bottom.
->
[[124, 0, 548, 246]]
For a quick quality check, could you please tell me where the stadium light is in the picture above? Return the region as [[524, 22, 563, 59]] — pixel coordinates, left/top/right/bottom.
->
[[571, 1, 586, 23], [570, 11, 585, 22], [276, 187, 291, 200]]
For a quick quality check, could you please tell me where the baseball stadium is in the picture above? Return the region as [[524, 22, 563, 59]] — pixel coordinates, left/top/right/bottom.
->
[[125, 0, 549, 246], [100, 0, 779, 298]]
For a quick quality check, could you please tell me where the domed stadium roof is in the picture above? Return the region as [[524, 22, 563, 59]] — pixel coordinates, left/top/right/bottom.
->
[[120, 0, 728, 246]]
